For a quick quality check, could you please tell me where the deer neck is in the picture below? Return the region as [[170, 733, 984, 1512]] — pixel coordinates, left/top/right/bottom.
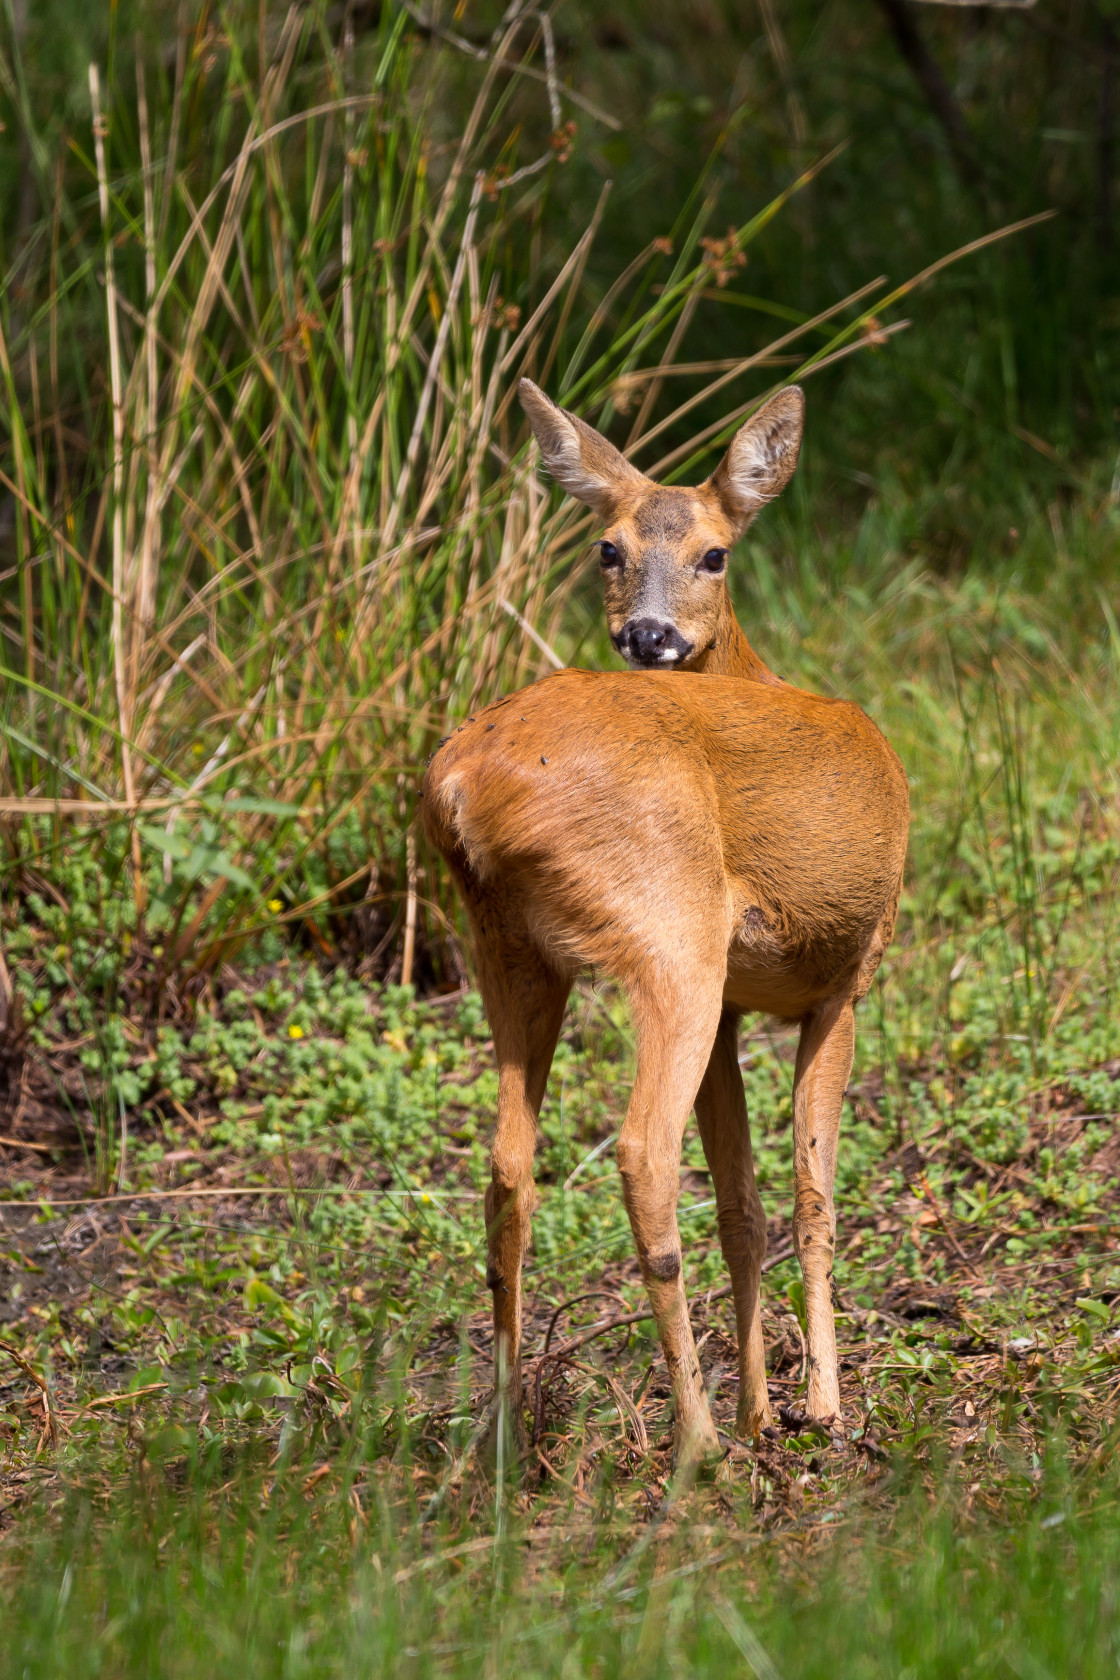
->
[[692, 594, 779, 683]]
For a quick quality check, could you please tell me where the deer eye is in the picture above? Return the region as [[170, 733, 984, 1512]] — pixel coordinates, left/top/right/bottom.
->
[[700, 548, 727, 573], [599, 541, 621, 567]]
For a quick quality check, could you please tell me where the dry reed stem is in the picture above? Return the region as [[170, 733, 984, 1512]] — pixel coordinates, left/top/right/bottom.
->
[[90, 63, 145, 914], [1, 16, 951, 993]]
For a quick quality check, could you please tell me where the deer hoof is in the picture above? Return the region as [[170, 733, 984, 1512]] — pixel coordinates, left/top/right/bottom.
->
[[735, 1397, 773, 1441], [483, 1389, 529, 1470], [673, 1414, 725, 1474]]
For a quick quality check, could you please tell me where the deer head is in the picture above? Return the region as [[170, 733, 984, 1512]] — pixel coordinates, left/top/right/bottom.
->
[[519, 379, 804, 671]]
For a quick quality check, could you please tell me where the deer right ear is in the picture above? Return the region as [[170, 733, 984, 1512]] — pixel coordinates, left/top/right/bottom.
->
[[518, 378, 649, 518]]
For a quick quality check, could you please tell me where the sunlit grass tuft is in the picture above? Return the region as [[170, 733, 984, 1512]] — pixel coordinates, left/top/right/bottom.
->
[[2, 1425, 1119, 1678]]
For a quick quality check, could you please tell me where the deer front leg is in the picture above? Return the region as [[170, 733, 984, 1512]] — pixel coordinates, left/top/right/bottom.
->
[[483, 1153, 533, 1452], [479, 950, 569, 1457], [694, 1008, 771, 1438], [617, 976, 725, 1466], [791, 993, 855, 1424]]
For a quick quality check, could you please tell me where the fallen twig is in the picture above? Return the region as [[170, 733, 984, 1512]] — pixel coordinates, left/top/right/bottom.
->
[[527, 1243, 796, 1374], [74, 1382, 169, 1415], [0, 1337, 63, 1447]]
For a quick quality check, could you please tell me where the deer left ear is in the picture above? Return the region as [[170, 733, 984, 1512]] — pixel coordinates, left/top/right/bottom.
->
[[707, 386, 804, 533]]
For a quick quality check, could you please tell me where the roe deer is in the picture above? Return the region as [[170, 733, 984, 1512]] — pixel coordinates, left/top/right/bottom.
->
[[422, 380, 909, 1464]]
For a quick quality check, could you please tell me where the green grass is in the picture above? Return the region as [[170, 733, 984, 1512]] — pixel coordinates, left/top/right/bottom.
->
[[2, 1427, 1120, 1676]]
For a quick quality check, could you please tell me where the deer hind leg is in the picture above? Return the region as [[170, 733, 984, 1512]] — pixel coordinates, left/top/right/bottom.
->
[[791, 992, 855, 1424], [617, 967, 725, 1466], [475, 935, 570, 1453], [694, 1008, 771, 1438]]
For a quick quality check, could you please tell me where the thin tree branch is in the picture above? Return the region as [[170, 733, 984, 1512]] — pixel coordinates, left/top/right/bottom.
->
[[873, 0, 985, 198]]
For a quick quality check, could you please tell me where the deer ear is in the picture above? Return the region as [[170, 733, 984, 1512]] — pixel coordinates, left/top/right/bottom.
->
[[707, 386, 804, 533], [519, 378, 649, 518]]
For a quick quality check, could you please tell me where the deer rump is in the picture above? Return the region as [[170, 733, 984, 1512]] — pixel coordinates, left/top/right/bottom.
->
[[424, 668, 908, 1017]]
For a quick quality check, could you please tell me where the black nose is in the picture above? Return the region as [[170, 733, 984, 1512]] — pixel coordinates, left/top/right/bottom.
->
[[624, 618, 670, 663]]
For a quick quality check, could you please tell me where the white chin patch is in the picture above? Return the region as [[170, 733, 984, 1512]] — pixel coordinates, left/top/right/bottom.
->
[[626, 648, 683, 669]]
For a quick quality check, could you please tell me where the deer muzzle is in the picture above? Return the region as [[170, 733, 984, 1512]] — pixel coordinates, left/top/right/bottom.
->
[[615, 616, 694, 669]]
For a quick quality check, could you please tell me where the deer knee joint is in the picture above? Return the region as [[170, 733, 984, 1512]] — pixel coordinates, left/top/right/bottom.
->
[[485, 1178, 533, 1245], [615, 1132, 644, 1183], [490, 1145, 535, 1196], [715, 1197, 766, 1269], [743, 1187, 767, 1248], [647, 1250, 681, 1283]]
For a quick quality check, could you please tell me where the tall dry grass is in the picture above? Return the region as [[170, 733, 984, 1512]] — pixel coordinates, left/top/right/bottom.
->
[[0, 2, 1008, 992]]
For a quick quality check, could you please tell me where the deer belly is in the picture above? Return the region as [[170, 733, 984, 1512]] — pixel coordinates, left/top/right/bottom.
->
[[722, 953, 834, 1018], [722, 886, 876, 1017]]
